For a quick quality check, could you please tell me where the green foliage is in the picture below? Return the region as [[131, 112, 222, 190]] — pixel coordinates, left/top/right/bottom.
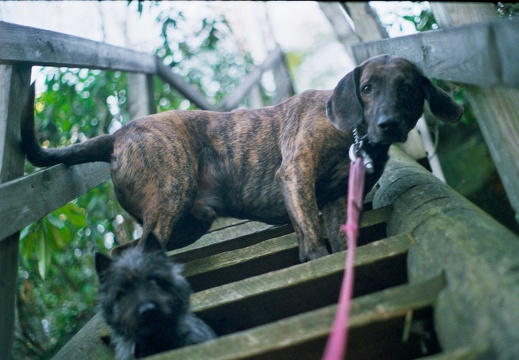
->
[[497, 2, 519, 18], [402, 7, 438, 32], [153, 7, 255, 107]]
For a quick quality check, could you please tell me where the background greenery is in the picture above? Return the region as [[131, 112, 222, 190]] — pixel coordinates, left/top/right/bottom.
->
[[13, 2, 519, 359]]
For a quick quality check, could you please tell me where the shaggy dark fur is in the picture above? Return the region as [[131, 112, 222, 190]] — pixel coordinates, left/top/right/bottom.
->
[[95, 232, 215, 359]]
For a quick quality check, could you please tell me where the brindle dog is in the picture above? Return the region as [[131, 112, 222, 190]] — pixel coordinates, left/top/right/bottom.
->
[[21, 55, 463, 261]]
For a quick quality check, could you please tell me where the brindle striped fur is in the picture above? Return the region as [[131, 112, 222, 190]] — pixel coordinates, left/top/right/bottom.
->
[[21, 55, 463, 261]]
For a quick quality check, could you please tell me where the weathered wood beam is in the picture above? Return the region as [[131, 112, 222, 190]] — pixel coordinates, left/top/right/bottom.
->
[[192, 234, 412, 335], [353, 19, 519, 88], [169, 222, 293, 264], [127, 73, 156, 118], [0, 162, 110, 241], [0, 21, 156, 73], [0, 64, 32, 360], [374, 146, 519, 359], [150, 276, 444, 360], [183, 206, 392, 291]]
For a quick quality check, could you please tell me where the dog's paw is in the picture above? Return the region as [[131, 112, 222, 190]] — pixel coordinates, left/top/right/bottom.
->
[[299, 244, 329, 262], [191, 202, 217, 222]]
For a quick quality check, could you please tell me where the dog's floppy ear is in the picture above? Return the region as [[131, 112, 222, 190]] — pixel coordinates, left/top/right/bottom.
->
[[326, 66, 363, 131], [422, 77, 464, 123], [94, 252, 112, 278], [142, 231, 166, 254]]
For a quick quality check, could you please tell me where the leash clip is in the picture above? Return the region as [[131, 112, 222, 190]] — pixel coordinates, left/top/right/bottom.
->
[[349, 129, 374, 174]]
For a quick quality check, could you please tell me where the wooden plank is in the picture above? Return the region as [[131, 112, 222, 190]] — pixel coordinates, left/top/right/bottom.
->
[[464, 86, 519, 223], [169, 223, 293, 263], [51, 313, 113, 360], [183, 233, 299, 292], [352, 19, 519, 88], [0, 64, 32, 360], [192, 234, 413, 335], [0, 21, 156, 73], [374, 146, 519, 359], [127, 73, 156, 118], [0, 162, 110, 241], [208, 217, 250, 232], [182, 206, 392, 292], [149, 275, 444, 360], [319, 2, 361, 60], [421, 345, 489, 360], [172, 205, 391, 265]]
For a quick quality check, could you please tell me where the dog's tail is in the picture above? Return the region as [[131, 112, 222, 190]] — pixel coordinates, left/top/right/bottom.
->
[[21, 82, 114, 167]]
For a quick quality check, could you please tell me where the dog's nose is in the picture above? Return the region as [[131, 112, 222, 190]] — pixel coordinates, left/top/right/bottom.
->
[[377, 116, 399, 133], [138, 302, 157, 316]]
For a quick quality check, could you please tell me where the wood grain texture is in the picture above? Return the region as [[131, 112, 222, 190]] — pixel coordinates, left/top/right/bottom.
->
[[0, 21, 156, 73], [0, 64, 31, 360], [191, 234, 412, 335], [353, 20, 519, 88], [149, 276, 443, 360], [0, 162, 110, 241], [182, 206, 392, 291], [374, 146, 519, 359]]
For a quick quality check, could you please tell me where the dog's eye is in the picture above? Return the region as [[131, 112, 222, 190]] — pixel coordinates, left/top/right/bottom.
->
[[401, 83, 412, 93], [150, 277, 170, 291], [361, 84, 373, 95]]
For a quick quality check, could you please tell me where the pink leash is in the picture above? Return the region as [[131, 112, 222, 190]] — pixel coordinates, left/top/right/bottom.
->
[[322, 136, 369, 360]]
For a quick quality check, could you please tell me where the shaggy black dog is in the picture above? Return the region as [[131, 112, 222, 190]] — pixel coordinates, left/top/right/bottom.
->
[[95, 232, 216, 359]]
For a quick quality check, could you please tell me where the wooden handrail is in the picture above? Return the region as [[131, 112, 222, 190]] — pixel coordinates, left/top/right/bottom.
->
[[353, 19, 519, 88]]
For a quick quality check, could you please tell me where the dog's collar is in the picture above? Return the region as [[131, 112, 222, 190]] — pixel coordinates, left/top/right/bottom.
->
[[349, 128, 374, 173]]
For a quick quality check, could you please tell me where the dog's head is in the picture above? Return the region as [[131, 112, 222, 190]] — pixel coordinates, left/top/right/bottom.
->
[[94, 231, 191, 343], [326, 54, 463, 144]]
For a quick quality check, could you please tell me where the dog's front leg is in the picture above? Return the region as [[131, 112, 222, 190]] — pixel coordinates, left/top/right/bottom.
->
[[321, 196, 347, 253], [276, 165, 329, 262]]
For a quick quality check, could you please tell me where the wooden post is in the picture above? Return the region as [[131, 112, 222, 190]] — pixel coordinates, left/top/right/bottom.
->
[[429, 2, 519, 225], [374, 146, 519, 358], [127, 73, 156, 118], [0, 64, 31, 360]]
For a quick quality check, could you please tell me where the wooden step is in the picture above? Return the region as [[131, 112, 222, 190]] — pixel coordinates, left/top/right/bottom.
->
[[148, 275, 445, 360], [171, 205, 391, 264], [192, 233, 413, 336], [183, 206, 393, 292]]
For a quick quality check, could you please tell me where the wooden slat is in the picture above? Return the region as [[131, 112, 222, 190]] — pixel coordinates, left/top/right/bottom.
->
[[352, 19, 519, 88], [0, 21, 156, 73], [172, 205, 391, 265], [0, 162, 110, 241], [51, 313, 113, 360], [183, 206, 392, 292], [420, 345, 489, 360], [149, 275, 444, 360], [183, 233, 299, 292], [192, 233, 413, 335], [169, 223, 293, 263], [0, 64, 32, 360]]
